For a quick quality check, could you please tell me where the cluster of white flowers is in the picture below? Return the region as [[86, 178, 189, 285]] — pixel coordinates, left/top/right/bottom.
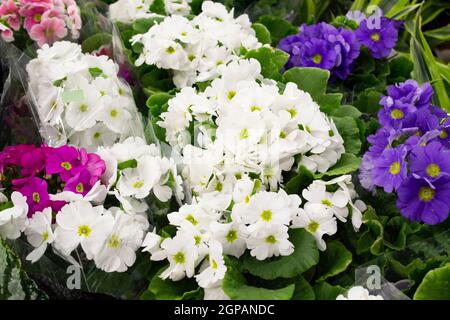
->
[[131, 1, 261, 87], [336, 286, 384, 300], [158, 58, 345, 196], [26, 41, 144, 149], [97, 136, 185, 208], [109, 0, 192, 24], [141, 173, 365, 293]]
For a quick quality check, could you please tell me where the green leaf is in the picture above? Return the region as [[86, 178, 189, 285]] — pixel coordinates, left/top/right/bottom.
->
[[0, 239, 47, 299], [414, 264, 450, 300], [292, 276, 315, 300], [331, 105, 362, 119], [424, 24, 450, 42], [252, 23, 271, 45], [149, 0, 165, 15], [313, 281, 346, 300], [222, 257, 295, 300], [316, 241, 352, 281], [148, 267, 203, 300], [356, 207, 384, 256], [81, 33, 112, 53], [314, 153, 361, 179], [146, 92, 172, 117], [257, 15, 298, 46], [118, 159, 138, 170], [284, 165, 314, 195], [244, 47, 289, 81], [405, 9, 450, 111], [243, 229, 319, 280], [88, 67, 103, 78], [133, 17, 164, 34], [283, 67, 329, 101], [332, 116, 362, 155]]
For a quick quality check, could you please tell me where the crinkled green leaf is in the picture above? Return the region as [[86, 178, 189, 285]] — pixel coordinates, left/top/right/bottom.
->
[[252, 23, 271, 45], [314, 153, 361, 179], [316, 241, 352, 281], [332, 116, 362, 155], [223, 257, 295, 300], [331, 105, 362, 119], [133, 17, 164, 34], [284, 165, 314, 195], [313, 281, 346, 300], [414, 264, 450, 300], [81, 33, 112, 53], [245, 47, 289, 81], [283, 67, 329, 102], [292, 276, 315, 300], [146, 92, 173, 117], [148, 267, 203, 300], [243, 229, 319, 280], [257, 15, 298, 46]]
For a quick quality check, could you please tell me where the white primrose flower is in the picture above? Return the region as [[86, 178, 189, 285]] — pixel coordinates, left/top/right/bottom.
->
[[292, 203, 337, 251], [336, 286, 384, 300], [53, 201, 114, 258], [94, 209, 149, 272], [203, 283, 231, 300], [195, 240, 227, 288], [26, 41, 143, 148], [209, 221, 248, 258], [302, 181, 350, 222], [50, 180, 107, 205], [131, 1, 261, 87], [246, 224, 294, 260], [117, 155, 163, 199], [142, 229, 163, 255], [0, 192, 29, 240], [151, 231, 200, 281], [25, 208, 54, 263]]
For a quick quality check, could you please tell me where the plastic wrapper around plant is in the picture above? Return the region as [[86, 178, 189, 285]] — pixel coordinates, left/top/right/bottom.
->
[[1, 39, 145, 150]]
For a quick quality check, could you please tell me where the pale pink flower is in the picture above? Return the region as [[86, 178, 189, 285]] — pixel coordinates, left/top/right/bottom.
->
[[29, 16, 67, 47], [0, 22, 14, 42], [0, 0, 21, 31]]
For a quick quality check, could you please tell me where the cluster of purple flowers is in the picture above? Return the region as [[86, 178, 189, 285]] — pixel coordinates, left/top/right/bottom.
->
[[360, 80, 450, 225], [278, 12, 402, 79], [0, 144, 106, 215]]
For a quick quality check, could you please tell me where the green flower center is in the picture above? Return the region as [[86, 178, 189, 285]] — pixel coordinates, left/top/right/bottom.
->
[[211, 259, 218, 269], [34, 14, 42, 22], [261, 210, 272, 222], [132, 180, 144, 189], [390, 109, 404, 119], [32, 192, 40, 203], [308, 221, 319, 233], [389, 161, 401, 175], [418, 187, 435, 202], [215, 181, 223, 192], [194, 235, 202, 246], [107, 234, 121, 248], [312, 54, 322, 65], [371, 32, 381, 42], [279, 131, 287, 139], [110, 109, 118, 118], [287, 108, 297, 118], [42, 231, 49, 241], [227, 91, 236, 100], [93, 132, 101, 139], [77, 225, 92, 237], [79, 104, 88, 112], [251, 105, 261, 112], [76, 183, 84, 193], [166, 46, 175, 54], [239, 128, 249, 140], [321, 199, 333, 207], [440, 130, 448, 139], [265, 235, 277, 244], [226, 230, 238, 243], [426, 163, 440, 178], [61, 161, 72, 171], [173, 251, 186, 264], [185, 214, 198, 226]]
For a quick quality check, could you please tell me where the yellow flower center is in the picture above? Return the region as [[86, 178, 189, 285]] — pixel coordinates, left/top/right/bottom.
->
[[132, 180, 144, 189], [265, 235, 277, 244], [211, 259, 218, 269], [110, 109, 118, 118], [390, 109, 404, 119], [426, 163, 440, 178], [389, 161, 401, 175], [61, 161, 72, 171], [227, 91, 236, 100], [239, 128, 249, 140], [312, 54, 322, 65], [93, 132, 101, 139], [107, 234, 121, 248], [440, 130, 448, 139], [173, 251, 186, 264], [321, 199, 333, 207], [194, 235, 202, 246], [42, 231, 49, 241], [418, 187, 435, 202], [166, 46, 175, 54], [79, 104, 88, 112], [76, 183, 84, 193], [261, 210, 272, 222], [308, 221, 319, 233], [287, 109, 297, 118], [32, 192, 40, 203], [226, 230, 238, 243], [77, 225, 92, 237], [371, 32, 381, 42], [185, 214, 198, 226]]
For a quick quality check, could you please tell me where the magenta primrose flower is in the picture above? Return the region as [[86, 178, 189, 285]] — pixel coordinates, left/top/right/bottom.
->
[[45, 145, 81, 181]]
